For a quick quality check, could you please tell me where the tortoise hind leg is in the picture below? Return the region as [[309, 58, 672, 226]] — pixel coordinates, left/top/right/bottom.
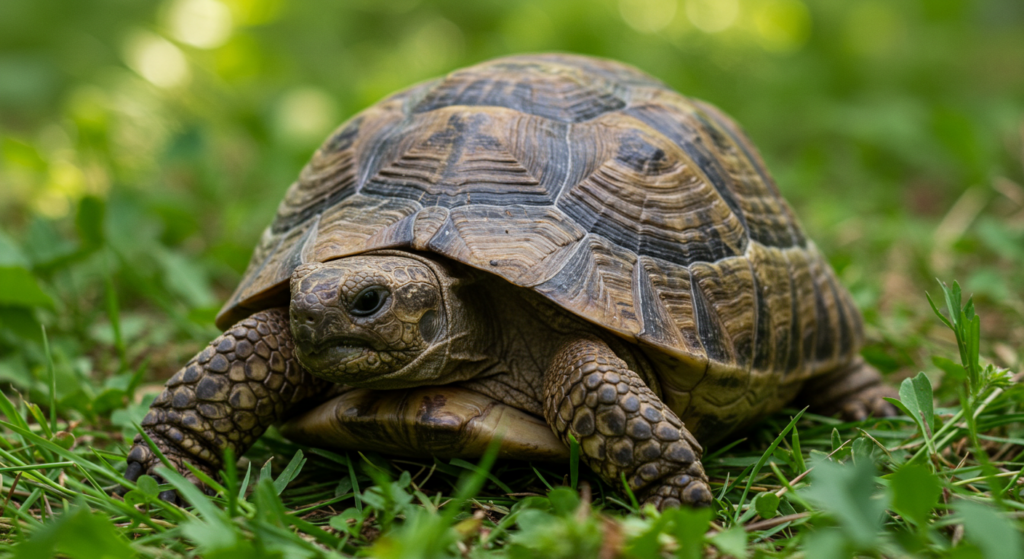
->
[[543, 337, 713, 509], [124, 308, 330, 500], [797, 358, 898, 421]]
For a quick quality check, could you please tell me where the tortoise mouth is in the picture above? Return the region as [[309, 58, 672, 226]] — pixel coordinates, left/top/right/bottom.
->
[[296, 337, 374, 372], [305, 336, 370, 355]]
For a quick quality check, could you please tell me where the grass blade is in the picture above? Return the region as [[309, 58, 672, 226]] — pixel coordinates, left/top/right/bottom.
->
[[40, 325, 57, 434], [733, 407, 807, 524]]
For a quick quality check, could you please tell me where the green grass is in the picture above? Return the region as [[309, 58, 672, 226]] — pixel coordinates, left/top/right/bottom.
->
[[1, 0, 1023, 556]]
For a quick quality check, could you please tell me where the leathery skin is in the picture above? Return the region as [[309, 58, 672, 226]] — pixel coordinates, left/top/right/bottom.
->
[[543, 337, 714, 509], [124, 308, 328, 492]]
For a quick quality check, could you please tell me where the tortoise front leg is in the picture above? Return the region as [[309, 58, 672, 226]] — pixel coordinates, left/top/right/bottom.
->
[[124, 308, 330, 498], [543, 337, 713, 509]]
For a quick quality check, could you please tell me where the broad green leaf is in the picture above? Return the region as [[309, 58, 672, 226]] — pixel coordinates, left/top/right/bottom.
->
[[0, 230, 29, 267], [754, 492, 780, 518], [329, 507, 362, 536], [0, 307, 43, 343], [672, 506, 713, 559], [154, 248, 216, 308], [889, 463, 941, 527], [0, 266, 54, 308], [976, 219, 1024, 260], [884, 397, 915, 422], [52, 431, 75, 450], [898, 372, 934, 434], [933, 355, 967, 381], [803, 528, 849, 559], [75, 195, 105, 249], [508, 505, 603, 559], [180, 519, 238, 554], [773, 447, 795, 471], [136, 474, 160, 496], [955, 501, 1023, 559], [851, 437, 877, 465], [623, 509, 670, 558], [949, 544, 987, 559], [334, 477, 353, 498], [24, 217, 79, 267], [121, 489, 148, 507], [12, 505, 135, 559], [802, 457, 886, 549], [548, 487, 580, 517], [710, 526, 747, 559]]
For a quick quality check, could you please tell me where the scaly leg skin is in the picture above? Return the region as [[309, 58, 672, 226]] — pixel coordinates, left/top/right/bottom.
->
[[543, 337, 713, 510], [124, 308, 330, 502], [797, 357, 898, 421]]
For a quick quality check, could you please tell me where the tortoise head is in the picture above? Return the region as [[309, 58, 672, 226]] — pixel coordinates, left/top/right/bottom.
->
[[289, 254, 453, 387]]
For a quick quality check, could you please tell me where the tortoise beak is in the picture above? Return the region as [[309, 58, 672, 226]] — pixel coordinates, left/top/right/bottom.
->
[[294, 316, 375, 374], [297, 312, 373, 352], [291, 308, 341, 342], [298, 342, 368, 373]]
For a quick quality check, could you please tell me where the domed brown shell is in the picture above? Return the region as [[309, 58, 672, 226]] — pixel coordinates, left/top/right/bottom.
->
[[218, 54, 863, 421]]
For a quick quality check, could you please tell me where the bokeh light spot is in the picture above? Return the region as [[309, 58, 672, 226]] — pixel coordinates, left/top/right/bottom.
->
[[221, 0, 283, 26], [274, 88, 338, 146], [215, 34, 263, 81], [409, 17, 465, 73], [165, 0, 234, 49], [754, 0, 811, 53], [30, 159, 87, 218], [124, 31, 191, 88], [844, 1, 903, 57], [685, 0, 739, 33], [619, 0, 677, 34]]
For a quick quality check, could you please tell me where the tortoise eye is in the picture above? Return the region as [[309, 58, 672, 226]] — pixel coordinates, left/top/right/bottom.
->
[[351, 287, 388, 316]]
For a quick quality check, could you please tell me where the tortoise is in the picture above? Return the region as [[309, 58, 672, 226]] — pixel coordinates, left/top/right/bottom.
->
[[124, 53, 895, 508]]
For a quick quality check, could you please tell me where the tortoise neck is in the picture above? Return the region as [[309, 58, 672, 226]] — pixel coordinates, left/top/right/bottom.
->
[[451, 280, 660, 416]]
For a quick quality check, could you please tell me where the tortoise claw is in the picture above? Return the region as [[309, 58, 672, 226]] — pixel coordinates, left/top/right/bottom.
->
[[158, 489, 181, 505], [120, 432, 217, 507], [117, 461, 144, 496], [124, 460, 143, 483], [640, 464, 715, 510]]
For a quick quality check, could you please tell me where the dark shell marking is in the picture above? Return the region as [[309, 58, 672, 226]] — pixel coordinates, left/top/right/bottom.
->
[[219, 54, 863, 424]]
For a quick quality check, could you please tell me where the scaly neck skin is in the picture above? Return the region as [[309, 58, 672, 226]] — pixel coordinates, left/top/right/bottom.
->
[[452, 279, 660, 417]]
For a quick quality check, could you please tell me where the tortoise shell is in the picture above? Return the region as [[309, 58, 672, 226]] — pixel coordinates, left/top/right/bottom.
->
[[218, 53, 863, 425]]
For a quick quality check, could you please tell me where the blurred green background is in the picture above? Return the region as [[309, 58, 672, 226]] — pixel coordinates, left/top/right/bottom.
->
[[0, 0, 1022, 409]]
